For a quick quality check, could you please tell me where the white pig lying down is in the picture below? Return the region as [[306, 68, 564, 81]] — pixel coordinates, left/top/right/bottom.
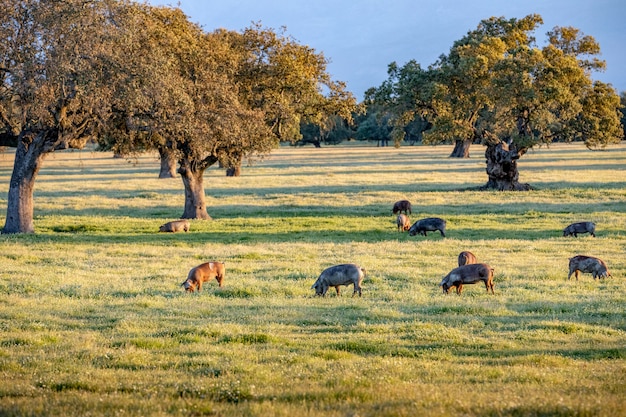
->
[[439, 263, 495, 295], [159, 219, 190, 233], [311, 263, 366, 297]]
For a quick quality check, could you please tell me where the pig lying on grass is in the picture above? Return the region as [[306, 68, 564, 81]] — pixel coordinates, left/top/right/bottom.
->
[[160, 219, 190, 233], [568, 255, 611, 280], [312, 263, 366, 297], [181, 261, 225, 292], [439, 263, 495, 295]]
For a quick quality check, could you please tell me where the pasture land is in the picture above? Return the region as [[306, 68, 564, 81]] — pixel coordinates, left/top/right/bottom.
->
[[0, 142, 625, 416]]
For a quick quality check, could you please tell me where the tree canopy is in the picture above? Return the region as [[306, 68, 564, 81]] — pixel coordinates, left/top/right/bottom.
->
[[0, 0, 122, 233], [369, 14, 623, 189], [0, 0, 357, 232]]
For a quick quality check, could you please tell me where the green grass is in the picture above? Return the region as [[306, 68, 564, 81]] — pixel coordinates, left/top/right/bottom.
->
[[0, 142, 625, 416]]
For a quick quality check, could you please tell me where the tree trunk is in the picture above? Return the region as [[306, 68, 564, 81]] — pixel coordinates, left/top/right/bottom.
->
[[178, 161, 212, 220], [482, 141, 531, 191], [158, 147, 177, 178], [449, 138, 472, 158], [225, 166, 241, 177], [3, 135, 47, 234], [225, 154, 243, 177]]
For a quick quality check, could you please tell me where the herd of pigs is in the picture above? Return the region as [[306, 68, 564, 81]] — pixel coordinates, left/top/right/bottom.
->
[[159, 198, 613, 297]]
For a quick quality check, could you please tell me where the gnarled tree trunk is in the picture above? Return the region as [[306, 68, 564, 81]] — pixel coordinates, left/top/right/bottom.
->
[[449, 138, 472, 158], [178, 160, 212, 220], [158, 147, 177, 178], [3, 134, 47, 234], [482, 141, 531, 191]]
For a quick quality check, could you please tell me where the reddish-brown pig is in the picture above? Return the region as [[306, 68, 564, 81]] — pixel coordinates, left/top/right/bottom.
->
[[181, 262, 225, 292]]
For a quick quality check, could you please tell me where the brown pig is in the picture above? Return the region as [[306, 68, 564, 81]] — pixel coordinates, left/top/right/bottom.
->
[[567, 255, 611, 280], [392, 200, 412, 215], [439, 263, 495, 295], [396, 214, 411, 232], [181, 261, 225, 292], [160, 219, 190, 233], [458, 251, 477, 267]]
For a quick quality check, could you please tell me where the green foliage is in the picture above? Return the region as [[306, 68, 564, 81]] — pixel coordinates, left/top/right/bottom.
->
[[0, 144, 624, 415], [369, 14, 623, 151]]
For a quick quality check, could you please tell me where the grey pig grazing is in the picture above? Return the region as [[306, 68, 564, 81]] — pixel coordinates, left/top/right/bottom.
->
[[311, 263, 366, 297], [160, 219, 190, 233], [392, 200, 412, 215], [181, 261, 225, 292], [408, 217, 446, 237], [439, 263, 495, 295], [396, 214, 411, 232], [458, 251, 477, 267], [563, 221, 595, 237], [568, 255, 611, 280]]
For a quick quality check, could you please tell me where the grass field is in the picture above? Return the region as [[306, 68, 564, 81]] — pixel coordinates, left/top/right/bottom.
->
[[0, 142, 625, 416]]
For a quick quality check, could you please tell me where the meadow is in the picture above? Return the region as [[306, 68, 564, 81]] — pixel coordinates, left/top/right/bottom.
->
[[0, 142, 624, 417]]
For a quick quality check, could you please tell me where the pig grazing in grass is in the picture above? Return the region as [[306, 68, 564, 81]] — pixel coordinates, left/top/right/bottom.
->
[[457, 251, 477, 267], [392, 200, 412, 215], [568, 255, 611, 280], [160, 219, 190, 233], [182, 262, 225, 292], [439, 263, 495, 295], [408, 217, 446, 237], [312, 263, 366, 297], [396, 214, 411, 232], [563, 221, 595, 237]]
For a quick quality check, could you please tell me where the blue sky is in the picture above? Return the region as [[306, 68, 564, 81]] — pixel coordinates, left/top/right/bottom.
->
[[147, 0, 625, 100]]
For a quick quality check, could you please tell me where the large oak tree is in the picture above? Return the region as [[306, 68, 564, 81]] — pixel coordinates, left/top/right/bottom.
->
[[369, 15, 622, 190], [0, 0, 120, 233], [102, 4, 274, 219], [98, 7, 357, 218]]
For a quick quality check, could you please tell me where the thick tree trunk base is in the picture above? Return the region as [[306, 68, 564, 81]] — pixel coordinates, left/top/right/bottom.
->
[[482, 142, 533, 191], [479, 180, 533, 191], [449, 139, 471, 158], [3, 135, 46, 234], [179, 164, 212, 220]]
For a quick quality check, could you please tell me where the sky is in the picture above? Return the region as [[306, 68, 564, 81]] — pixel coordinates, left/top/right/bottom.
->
[[147, 0, 625, 100]]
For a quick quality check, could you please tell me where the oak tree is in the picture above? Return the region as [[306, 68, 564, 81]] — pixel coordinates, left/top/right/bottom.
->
[[370, 15, 623, 190], [214, 25, 358, 175], [0, 0, 120, 233]]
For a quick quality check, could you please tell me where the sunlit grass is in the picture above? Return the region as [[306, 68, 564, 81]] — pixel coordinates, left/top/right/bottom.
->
[[0, 142, 624, 416]]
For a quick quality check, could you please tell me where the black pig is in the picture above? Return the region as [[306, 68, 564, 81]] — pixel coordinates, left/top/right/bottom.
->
[[408, 217, 446, 237]]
